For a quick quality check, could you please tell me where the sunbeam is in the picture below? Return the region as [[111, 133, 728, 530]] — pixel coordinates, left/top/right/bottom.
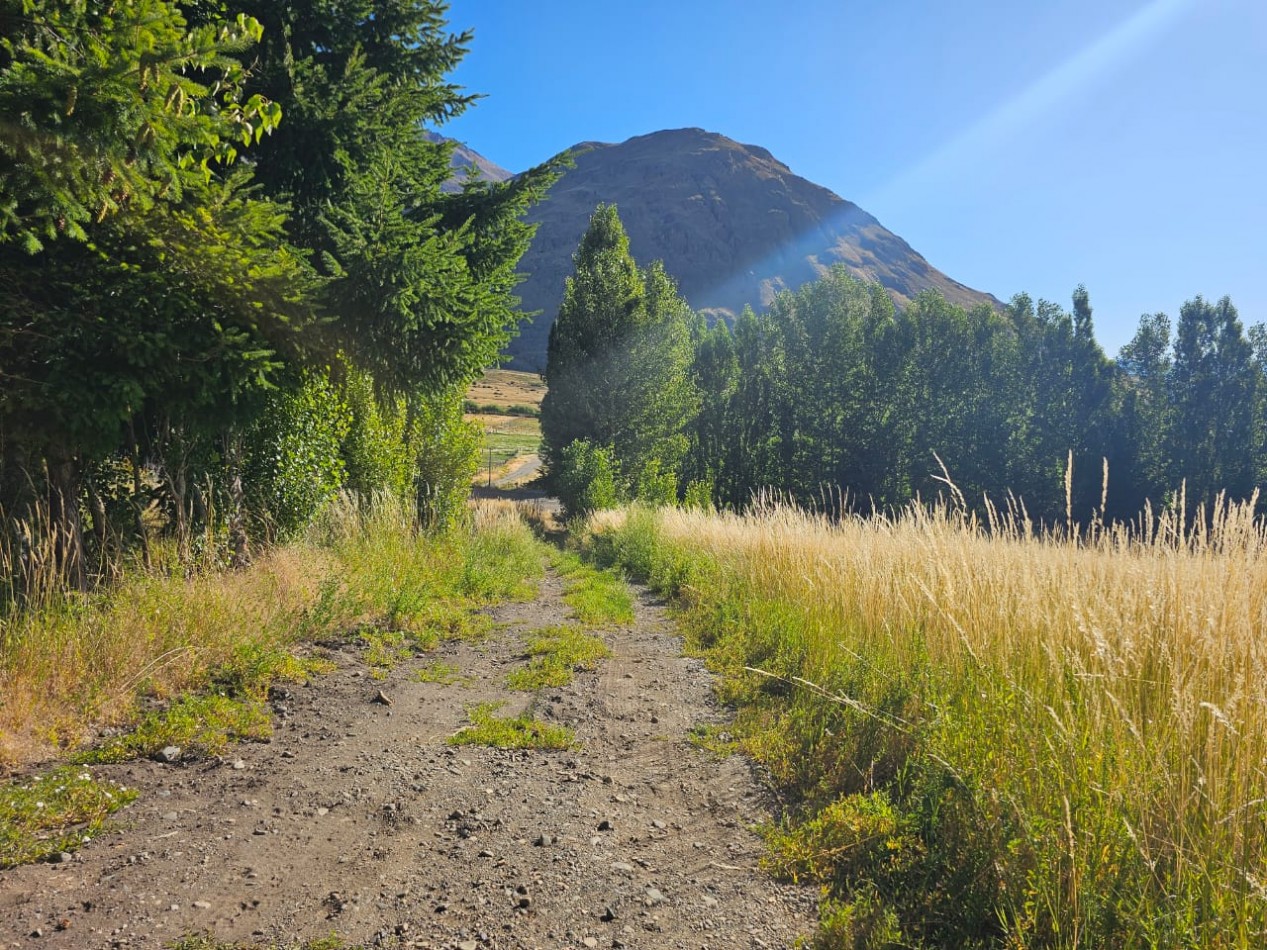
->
[[864, 0, 1201, 212]]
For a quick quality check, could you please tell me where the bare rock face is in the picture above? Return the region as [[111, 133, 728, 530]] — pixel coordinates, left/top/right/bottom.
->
[[457, 127, 999, 370], [423, 129, 513, 193]]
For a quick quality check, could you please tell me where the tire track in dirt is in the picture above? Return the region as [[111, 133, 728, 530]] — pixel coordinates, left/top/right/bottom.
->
[[0, 559, 814, 949]]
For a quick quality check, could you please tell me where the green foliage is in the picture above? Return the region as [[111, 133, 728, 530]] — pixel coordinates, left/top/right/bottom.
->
[[413, 661, 467, 686], [244, 369, 351, 538], [0, 766, 137, 869], [682, 478, 716, 512], [240, 0, 565, 397], [448, 702, 575, 750], [505, 624, 610, 690], [549, 548, 636, 626], [413, 389, 482, 529], [815, 889, 906, 950], [78, 693, 271, 764], [0, 1, 280, 251], [0, 1, 555, 594], [634, 458, 678, 508], [339, 365, 416, 500], [464, 400, 540, 418], [556, 439, 623, 519], [542, 205, 698, 497], [683, 268, 1264, 525]]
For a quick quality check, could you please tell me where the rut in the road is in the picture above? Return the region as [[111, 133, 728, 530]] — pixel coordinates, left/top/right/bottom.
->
[[0, 561, 815, 949]]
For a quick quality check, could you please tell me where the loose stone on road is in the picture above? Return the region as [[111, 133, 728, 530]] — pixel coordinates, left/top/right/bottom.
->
[[0, 553, 814, 948]]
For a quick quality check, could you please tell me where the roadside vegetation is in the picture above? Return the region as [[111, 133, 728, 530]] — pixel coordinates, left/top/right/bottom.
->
[[588, 500, 1267, 948], [505, 625, 610, 691], [0, 500, 544, 867], [449, 701, 575, 751]]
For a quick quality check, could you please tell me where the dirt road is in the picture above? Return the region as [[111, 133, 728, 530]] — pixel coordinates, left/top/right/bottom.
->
[[0, 563, 814, 948]]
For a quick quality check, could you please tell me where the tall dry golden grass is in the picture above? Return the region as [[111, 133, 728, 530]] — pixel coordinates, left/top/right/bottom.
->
[[616, 492, 1267, 943], [0, 497, 540, 771]]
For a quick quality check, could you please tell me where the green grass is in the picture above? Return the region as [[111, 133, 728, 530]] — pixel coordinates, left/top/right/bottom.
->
[[505, 624, 609, 690], [548, 548, 634, 626], [504, 625, 608, 694], [74, 644, 332, 764], [413, 660, 469, 686], [463, 400, 540, 418], [0, 766, 137, 868], [448, 702, 574, 750], [75, 693, 272, 764], [481, 430, 541, 472]]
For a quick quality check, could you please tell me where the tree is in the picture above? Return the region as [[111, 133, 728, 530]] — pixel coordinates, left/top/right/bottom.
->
[[1, 1, 558, 592], [0, 1, 280, 251], [231, 0, 564, 397], [1169, 295, 1257, 507], [1116, 313, 1173, 513], [541, 205, 698, 494]]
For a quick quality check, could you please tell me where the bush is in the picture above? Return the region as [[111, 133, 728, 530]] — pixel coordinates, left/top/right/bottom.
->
[[413, 389, 481, 529], [340, 364, 416, 500], [634, 458, 678, 507], [682, 477, 715, 511], [556, 439, 622, 519], [244, 369, 351, 537]]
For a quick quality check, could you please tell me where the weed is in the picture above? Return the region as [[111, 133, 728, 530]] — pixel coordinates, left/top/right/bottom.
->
[[548, 548, 634, 626], [686, 723, 738, 758], [505, 625, 609, 690], [0, 766, 137, 868], [413, 661, 468, 686], [76, 693, 271, 764], [358, 629, 416, 679], [448, 702, 574, 750]]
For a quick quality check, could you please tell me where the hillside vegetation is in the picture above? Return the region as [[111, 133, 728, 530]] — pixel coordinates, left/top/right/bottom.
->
[[589, 501, 1267, 947]]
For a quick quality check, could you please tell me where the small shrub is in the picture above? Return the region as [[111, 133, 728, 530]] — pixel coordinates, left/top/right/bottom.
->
[[682, 477, 715, 512], [634, 458, 677, 508], [556, 439, 622, 519]]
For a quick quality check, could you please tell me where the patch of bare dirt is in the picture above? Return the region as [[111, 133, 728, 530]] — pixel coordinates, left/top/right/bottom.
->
[[0, 562, 814, 949]]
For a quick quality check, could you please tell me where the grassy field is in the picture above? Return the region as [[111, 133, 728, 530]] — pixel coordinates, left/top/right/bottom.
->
[[589, 499, 1267, 948], [466, 369, 545, 482]]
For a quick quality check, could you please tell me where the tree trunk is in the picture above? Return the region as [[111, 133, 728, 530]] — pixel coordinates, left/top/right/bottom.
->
[[224, 432, 251, 568], [46, 452, 86, 592], [126, 420, 151, 571]]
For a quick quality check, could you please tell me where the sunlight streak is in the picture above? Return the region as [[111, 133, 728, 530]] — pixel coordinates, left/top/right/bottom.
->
[[864, 0, 1200, 211]]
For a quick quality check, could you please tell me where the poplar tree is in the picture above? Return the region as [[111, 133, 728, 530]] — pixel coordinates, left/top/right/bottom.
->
[[541, 204, 698, 496]]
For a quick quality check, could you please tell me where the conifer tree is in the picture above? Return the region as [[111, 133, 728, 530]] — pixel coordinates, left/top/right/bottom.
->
[[541, 205, 698, 496]]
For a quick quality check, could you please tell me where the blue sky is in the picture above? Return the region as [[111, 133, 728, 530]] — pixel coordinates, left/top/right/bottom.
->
[[442, 0, 1265, 356]]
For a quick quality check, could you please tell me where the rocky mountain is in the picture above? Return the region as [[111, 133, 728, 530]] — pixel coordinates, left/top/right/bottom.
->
[[464, 127, 999, 370], [423, 129, 513, 193]]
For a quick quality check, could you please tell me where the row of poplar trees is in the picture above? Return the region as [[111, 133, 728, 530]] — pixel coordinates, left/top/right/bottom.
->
[[0, 1, 560, 591], [543, 205, 1264, 525]]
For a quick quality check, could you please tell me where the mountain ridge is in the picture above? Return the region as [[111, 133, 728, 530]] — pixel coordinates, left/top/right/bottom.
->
[[440, 127, 1001, 370]]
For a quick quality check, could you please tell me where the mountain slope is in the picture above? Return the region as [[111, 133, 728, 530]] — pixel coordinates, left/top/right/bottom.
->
[[423, 129, 513, 193], [504, 128, 999, 369]]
